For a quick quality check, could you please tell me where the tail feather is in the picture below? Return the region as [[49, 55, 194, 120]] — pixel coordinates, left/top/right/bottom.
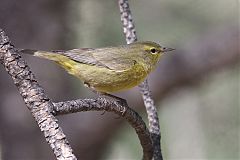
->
[[19, 49, 78, 76], [19, 49, 67, 62]]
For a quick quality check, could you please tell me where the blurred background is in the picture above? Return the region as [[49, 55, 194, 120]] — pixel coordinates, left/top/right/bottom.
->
[[0, 0, 239, 160]]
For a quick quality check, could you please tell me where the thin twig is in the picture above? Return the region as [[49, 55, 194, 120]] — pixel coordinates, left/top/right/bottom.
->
[[118, 0, 137, 44], [0, 28, 77, 160], [53, 98, 153, 160], [118, 0, 162, 159], [139, 80, 162, 159]]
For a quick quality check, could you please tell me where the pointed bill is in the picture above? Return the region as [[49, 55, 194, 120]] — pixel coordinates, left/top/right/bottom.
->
[[162, 47, 175, 53]]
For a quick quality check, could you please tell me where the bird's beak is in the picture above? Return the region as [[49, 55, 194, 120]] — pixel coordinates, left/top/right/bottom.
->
[[162, 47, 175, 53]]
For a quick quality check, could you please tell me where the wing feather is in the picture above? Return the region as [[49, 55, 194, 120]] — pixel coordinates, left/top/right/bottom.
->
[[56, 47, 136, 71]]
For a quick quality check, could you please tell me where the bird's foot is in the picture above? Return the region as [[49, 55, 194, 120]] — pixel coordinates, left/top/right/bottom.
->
[[98, 92, 127, 116]]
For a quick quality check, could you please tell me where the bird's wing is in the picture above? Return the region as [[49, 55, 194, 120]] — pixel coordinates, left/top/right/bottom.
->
[[58, 48, 136, 71], [56, 48, 108, 68]]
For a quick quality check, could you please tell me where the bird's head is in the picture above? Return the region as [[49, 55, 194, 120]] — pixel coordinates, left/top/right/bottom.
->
[[139, 41, 174, 55]]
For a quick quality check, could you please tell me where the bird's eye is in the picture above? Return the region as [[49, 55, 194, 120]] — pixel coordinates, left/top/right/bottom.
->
[[150, 48, 156, 54]]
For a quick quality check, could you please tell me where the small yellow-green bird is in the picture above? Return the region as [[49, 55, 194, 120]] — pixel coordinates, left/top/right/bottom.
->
[[20, 41, 174, 94]]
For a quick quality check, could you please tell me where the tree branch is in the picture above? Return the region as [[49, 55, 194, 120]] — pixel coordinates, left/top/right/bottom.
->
[[0, 28, 77, 160], [139, 80, 162, 159], [118, 0, 162, 159], [53, 98, 153, 160]]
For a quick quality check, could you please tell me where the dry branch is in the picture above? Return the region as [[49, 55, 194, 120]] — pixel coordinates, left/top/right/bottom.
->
[[0, 29, 77, 160], [53, 98, 153, 160]]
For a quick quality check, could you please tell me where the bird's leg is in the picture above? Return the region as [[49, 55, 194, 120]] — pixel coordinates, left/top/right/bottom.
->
[[98, 92, 127, 117], [84, 82, 107, 115], [83, 82, 127, 116], [83, 82, 126, 104], [98, 92, 127, 106]]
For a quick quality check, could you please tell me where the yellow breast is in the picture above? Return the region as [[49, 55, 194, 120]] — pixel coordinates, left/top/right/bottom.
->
[[66, 62, 148, 93]]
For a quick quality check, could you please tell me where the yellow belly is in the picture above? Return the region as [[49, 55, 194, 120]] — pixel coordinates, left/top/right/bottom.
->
[[59, 61, 148, 93]]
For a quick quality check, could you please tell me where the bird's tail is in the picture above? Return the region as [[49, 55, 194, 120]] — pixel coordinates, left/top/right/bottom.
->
[[19, 49, 67, 62], [19, 49, 78, 75]]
